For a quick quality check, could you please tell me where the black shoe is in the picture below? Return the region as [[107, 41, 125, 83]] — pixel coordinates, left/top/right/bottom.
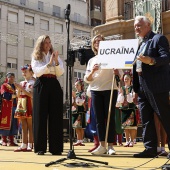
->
[[37, 151, 45, 155], [133, 150, 157, 158], [51, 152, 62, 155], [167, 152, 170, 159]]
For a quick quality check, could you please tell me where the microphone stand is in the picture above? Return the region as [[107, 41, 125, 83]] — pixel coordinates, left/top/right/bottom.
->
[[45, 4, 108, 168]]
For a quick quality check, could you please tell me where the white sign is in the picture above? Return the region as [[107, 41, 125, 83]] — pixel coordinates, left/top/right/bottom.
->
[[97, 39, 139, 69]]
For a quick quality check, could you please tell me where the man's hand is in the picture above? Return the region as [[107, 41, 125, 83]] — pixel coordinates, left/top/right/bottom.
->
[[137, 54, 152, 64]]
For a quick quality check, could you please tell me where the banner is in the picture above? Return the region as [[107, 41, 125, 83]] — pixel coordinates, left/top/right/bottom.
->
[[96, 39, 139, 69], [134, 0, 161, 33]]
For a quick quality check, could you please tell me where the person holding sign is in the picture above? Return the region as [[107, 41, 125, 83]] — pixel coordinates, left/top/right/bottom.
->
[[133, 16, 170, 158], [84, 34, 123, 155]]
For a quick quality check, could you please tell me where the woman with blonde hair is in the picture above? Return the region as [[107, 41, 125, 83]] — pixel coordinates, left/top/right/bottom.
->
[[84, 34, 123, 155], [31, 35, 64, 155]]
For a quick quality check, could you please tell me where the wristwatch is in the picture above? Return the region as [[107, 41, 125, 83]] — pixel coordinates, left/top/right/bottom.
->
[[149, 57, 156, 65]]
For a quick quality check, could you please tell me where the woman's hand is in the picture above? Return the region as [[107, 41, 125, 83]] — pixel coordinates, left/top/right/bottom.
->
[[92, 64, 99, 73], [113, 69, 119, 75], [86, 63, 99, 81], [52, 51, 59, 65], [48, 51, 59, 66]]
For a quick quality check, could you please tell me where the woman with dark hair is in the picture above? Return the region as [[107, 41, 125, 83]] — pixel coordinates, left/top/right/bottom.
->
[[31, 35, 64, 155], [84, 34, 123, 155], [0, 73, 18, 146]]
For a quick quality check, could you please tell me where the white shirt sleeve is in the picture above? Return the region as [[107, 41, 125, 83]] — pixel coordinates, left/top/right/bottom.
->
[[126, 93, 133, 103], [31, 58, 50, 77], [31, 55, 64, 78]]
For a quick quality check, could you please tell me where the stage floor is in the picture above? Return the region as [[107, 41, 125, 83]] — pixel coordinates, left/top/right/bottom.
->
[[0, 141, 169, 170]]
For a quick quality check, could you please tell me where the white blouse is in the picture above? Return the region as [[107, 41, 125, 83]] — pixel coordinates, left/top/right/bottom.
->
[[84, 55, 123, 91], [31, 52, 64, 78], [20, 79, 35, 95]]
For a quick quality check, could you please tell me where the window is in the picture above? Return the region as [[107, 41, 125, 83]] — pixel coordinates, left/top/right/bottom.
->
[[38, 1, 44, 11], [7, 58, 17, 69], [40, 19, 49, 30], [7, 34, 18, 45], [54, 23, 63, 33], [24, 60, 31, 65], [8, 11, 18, 23], [73, 29, 90, 37], [20, 0, 26, 5], [53, 44, 63, 55], [24, 37, 34, 47], [53, 5, 60, 17], [25, 15, 34, 25], [74, 13, 81, 22], [124, 0, 134, 20], [162, 0, 170, 11], [91, 0, 101, 12], [74, 69, 85, 80]]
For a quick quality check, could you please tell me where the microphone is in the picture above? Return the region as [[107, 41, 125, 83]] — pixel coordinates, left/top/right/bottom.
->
[[65, 4, 71, 21]]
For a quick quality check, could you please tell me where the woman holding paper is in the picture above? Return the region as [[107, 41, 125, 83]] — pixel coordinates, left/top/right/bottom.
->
[[84, 34, 123, 155]]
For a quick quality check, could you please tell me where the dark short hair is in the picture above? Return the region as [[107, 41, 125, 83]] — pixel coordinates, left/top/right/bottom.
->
[[6, 72, 15, 78]]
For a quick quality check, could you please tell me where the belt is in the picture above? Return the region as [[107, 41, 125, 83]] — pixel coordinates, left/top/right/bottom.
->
[[138, 72, 142, 76], [41, 74, 56, 78]]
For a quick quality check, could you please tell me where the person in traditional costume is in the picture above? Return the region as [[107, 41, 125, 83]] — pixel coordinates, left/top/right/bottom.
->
[[0, 72, 18, 146], [86, 85, 99, 152], [72, 78, 86, 146], [116, 71, 137, 147], [14, 64, 35, 152], [31, 35, 64, 155], [113, 107, 124, 146], [154, 113, 168, 156]]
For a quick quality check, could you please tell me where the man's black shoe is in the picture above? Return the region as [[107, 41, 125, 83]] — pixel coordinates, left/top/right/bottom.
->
[[133, 150, 157, 158], [37, 151, 45, 155], [167, 153, 170, 159]]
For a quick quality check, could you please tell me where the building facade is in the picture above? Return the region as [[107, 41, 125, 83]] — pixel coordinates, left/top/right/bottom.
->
[[89, 0, 105, 26], [0, 0, 92, 100], [93, 0, 170, 44]]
